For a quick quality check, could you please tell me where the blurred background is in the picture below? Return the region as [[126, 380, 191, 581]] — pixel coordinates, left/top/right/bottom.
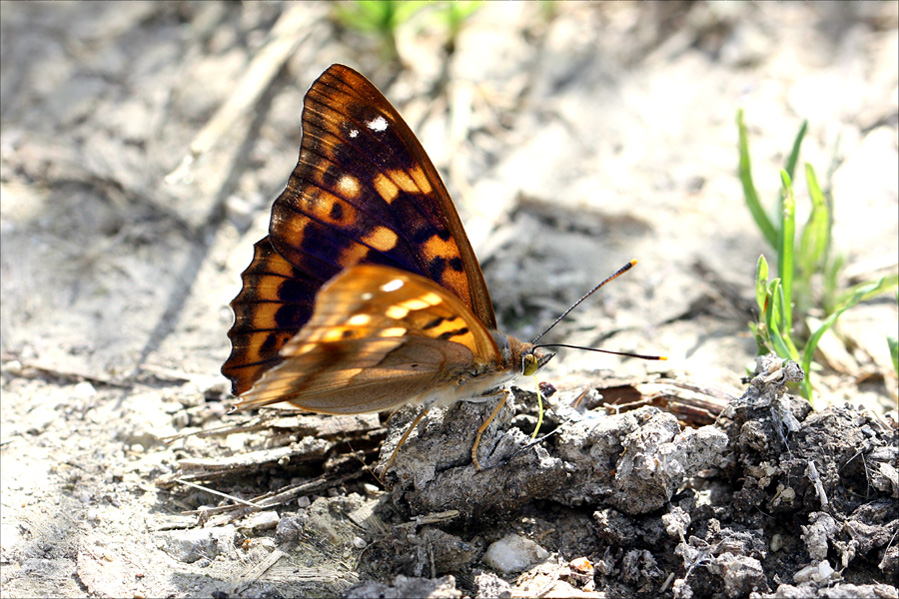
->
[[1, 3, 897, 597], [1, 1, 896, 407]]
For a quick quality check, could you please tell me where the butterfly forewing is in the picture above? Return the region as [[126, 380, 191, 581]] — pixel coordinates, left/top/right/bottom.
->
[[237, 265, 504, 413], [271, 65, 494, 320], [223, 64, 496, 396]]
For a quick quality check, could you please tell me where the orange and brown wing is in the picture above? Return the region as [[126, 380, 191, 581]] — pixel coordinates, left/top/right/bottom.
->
[[221, 236, 312, 394], [236, 265, 503, 413], [223, 64, 495, 396]]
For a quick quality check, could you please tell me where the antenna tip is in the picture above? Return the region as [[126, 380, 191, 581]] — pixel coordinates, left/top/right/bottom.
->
[[630, 259, 638, 266]]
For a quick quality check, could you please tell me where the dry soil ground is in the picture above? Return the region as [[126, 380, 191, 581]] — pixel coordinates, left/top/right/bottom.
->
[[1, 3, 897, 598]]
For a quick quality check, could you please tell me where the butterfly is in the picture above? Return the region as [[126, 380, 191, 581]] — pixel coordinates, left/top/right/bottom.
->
[[221, 64, 555, 471]]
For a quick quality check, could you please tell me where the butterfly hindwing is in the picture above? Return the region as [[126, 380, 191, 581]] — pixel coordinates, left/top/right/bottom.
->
[[237, 265, 503, 413], [221, 236, 314, 395], [223, 64, 496, 396]]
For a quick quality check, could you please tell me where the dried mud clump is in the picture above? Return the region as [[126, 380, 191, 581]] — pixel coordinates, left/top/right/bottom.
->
[[341, 355, 897, 598], [144, 356, 896, 598]]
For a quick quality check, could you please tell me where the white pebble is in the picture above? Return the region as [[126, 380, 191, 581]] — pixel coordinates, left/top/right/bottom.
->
[[483, 533, 549, 573]]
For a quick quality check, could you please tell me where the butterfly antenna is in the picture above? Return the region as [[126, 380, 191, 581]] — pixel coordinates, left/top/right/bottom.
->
[[533, 343, 666, 361], [531, 260, 637, 345], [531, 260, 667, 361]]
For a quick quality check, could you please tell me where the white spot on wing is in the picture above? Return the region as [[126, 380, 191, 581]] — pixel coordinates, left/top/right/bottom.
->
[[367, 116, 388, 132], [348, 314, 371, 326], [336, 174, 360, 197], [385, 305, 409, 319], [381, 278, 404, 292], [348, 128, 359, 138]]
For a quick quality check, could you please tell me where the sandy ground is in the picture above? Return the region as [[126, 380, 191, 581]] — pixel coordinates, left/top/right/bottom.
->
[[1, 3, 897, 598]]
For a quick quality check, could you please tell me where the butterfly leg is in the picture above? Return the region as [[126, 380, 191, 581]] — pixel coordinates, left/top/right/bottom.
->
[[384, 407, 430, 470], [471, 389, 510, 471]]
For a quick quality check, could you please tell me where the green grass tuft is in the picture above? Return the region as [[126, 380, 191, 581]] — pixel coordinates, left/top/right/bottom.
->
[[738, 110, 898, 403]]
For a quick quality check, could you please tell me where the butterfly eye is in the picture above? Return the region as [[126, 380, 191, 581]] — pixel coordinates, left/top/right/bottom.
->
[[521, 353, 540, 376]]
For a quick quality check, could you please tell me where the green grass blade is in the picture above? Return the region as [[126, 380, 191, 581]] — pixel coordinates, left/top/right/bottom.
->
[[444, 1, 483, 37], [784, 120, 808, 182], [779, 170, 796, 335], [834, 273, 898, 306], [796, 164, 831, 315], [801, 380, 813, 402], [334, 0, 429, 58], [775, 282, 800, 361], [823, 252, 846, 314], [738, 110, 778, 249], [802, 164, 830, 268], [888, 335, 898, 377], [763, 280, 778, 352], [765, 279, 793, 359], [755, 255, 769, 313], [800, 277, 888, 376], [335, 0, 395, 32], [893, 291, 899, 377]]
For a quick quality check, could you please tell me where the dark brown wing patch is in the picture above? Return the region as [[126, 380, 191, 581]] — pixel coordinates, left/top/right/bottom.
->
[[223, 64, 497, 396], [222, 237, 316, 395]]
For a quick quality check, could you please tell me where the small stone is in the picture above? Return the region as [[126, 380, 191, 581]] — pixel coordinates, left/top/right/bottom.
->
[[275, 514, 306, 543], [257, 538, 276, 550], [72, 381, 96, 399], [716, 554, 766, 597], [483, 534, 549, 573], [238, 511, 280, 533], [4, 360, 22, 375], [793, 560, 835, 584], [155, 526, 234, 563], [473, 571, 512, 599]]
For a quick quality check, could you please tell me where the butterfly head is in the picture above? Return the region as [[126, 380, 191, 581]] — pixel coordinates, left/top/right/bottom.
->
[[493, 331, 554, 378], [522, 346, 554, 376]]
